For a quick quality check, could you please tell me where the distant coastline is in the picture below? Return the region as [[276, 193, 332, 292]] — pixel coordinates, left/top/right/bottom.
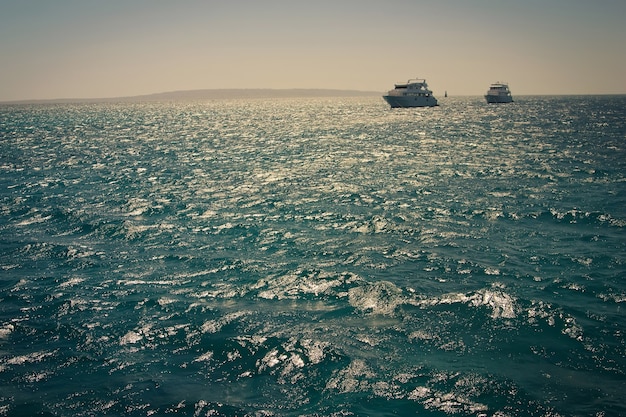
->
[[0, 89, 381, 105]]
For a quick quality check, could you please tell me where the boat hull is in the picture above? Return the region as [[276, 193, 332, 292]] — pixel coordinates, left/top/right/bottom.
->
[[485, 95, 513, 104], [383, 95, 438, 108]]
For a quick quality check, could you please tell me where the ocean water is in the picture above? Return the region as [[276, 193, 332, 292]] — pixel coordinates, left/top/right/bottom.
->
[[1, 95, 625, 417]]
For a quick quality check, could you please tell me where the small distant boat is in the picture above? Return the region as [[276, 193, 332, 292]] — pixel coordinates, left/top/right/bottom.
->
[[383, 78, 438, 108], [485, 82, 513, 103]]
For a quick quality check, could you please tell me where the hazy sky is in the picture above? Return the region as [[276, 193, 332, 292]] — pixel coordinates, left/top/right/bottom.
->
[[1, 0, 625, 101]]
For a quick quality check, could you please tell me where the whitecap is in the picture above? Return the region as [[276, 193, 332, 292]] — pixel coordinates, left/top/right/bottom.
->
[[0, 323, 14, 339], [120, 331, 142, 345], [193, 351, 213, 362], [258, 348, 286, 370], [348, 281, 404, 315], [471, 289, 517, 319], [59, 277, 85, 288], [214, 222, 235, 232], [157, 297, 177, 306], [407, 386, 432, 400], [5, 350, 56, 365], [253, 270, 357, 300], [420, 389, 488, 415], [300, 339, 329, 364], [16, 214, 52, 226], [417, 287, 517, 319], [123, 208, 148, 216]]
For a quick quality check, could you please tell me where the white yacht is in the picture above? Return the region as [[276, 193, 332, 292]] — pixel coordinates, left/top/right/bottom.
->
[[383, 78, 438, 108], [485, 82, 513, 103]]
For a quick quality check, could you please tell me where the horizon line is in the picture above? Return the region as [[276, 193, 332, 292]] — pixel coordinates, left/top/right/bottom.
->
[[1, 88, 625, 105]]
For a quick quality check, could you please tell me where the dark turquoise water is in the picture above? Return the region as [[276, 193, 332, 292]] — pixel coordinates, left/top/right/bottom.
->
[[1, 96, 625, 416]]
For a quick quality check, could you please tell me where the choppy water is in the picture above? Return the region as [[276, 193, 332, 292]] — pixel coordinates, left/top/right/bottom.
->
[[1, 95, 625, 416]]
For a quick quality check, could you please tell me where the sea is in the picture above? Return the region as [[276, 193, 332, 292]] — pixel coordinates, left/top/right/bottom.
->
[[1, 95, 625, 417]]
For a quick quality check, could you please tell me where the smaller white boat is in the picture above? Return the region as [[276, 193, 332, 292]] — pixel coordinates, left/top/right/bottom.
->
[[383, 78, 438, 108], [485, 82, 513, 103]]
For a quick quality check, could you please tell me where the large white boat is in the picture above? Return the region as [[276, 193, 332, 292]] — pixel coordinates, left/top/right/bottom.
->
[[383, 78, 438, 108], [485, 82, 513, 103]]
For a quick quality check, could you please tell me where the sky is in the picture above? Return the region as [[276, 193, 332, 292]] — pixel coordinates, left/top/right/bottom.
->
[[1, 0, 625, 101]]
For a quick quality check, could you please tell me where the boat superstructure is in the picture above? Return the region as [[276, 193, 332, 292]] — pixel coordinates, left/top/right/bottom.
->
[[383, 78, 438, 108], [485, 82, 513, 103]]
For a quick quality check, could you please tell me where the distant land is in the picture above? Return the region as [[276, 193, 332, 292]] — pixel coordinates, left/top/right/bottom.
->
[[0, 89, 381, 104]]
